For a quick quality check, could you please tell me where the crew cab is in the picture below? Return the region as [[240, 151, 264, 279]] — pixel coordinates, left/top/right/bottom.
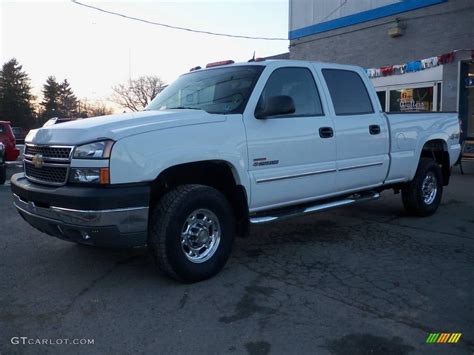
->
[[11, 60, 461, 282]]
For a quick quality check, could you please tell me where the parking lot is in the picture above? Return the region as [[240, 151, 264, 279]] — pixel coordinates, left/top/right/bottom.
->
[[0, 159, 473, 355]]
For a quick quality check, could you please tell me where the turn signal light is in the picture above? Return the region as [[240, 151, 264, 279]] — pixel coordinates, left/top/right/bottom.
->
[[100, 168, 110, 185]]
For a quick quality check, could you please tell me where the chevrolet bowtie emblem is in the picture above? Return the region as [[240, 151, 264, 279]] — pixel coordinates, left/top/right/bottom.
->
[[32, 154, 44, 168]]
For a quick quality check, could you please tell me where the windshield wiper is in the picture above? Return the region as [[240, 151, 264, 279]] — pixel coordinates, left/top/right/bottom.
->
[[168, 106, 202, 110]]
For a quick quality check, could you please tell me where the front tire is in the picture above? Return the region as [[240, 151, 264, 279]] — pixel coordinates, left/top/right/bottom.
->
[[148, 184, 235, 282], [401, 158, 443, 216]]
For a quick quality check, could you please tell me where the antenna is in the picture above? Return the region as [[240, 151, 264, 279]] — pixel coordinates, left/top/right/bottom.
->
[[248, 51, 256, 62]]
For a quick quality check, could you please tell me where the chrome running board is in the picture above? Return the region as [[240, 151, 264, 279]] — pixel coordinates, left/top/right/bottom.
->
[[249, 191, 380, 225]]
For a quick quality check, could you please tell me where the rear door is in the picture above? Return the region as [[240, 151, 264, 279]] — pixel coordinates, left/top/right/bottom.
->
[[318, 67, 389, 192], [243, 63, 337, 212]]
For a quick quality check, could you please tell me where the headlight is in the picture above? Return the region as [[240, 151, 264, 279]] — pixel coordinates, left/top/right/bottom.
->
[[69, 167, 110, 184], [73, 140, 114, 159]]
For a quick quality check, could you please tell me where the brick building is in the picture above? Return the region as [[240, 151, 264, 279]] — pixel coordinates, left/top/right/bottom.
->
[[288, 0, 474, 138]]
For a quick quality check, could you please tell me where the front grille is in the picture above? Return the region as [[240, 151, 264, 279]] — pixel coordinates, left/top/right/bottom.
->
[[24, 144, 73, 185], [25, 161, 68, 185], [25, 145, 72, 160]]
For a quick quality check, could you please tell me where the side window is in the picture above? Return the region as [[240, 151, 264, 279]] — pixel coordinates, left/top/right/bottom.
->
[[257, 67, 323, 117], [322, 69, 374, 115], [0, 125, 4, 133]]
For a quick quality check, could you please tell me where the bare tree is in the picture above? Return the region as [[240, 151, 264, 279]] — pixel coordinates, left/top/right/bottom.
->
[[111, 75, 165, 112], [77, 101, 114, 118]]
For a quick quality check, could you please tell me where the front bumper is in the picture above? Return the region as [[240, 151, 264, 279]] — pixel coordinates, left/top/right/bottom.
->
[[11, 173, 150, 248]]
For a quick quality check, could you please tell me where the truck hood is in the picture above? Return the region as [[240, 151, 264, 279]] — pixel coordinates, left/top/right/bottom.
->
[[26, 110, 227, 145]]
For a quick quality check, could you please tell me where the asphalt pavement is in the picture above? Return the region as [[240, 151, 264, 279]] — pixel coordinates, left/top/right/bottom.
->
[[0, 159, 473, 355]]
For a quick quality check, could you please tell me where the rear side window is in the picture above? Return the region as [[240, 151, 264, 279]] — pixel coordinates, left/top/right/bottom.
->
[[0, 125, 4, 133], [322, 69, 374, 115], [258, 67, 324, 117]]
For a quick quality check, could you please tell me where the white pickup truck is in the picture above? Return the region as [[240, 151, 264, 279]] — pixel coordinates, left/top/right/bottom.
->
[[11, 60, 461, 282]]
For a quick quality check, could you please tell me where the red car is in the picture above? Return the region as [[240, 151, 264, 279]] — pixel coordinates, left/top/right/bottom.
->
[[0, 121, 20, 161]]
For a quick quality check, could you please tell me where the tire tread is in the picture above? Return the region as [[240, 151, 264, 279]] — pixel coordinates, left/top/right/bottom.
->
[[401, 158, 443, 217], [148, 184, 234, 282], [149, 185, 203, 281]]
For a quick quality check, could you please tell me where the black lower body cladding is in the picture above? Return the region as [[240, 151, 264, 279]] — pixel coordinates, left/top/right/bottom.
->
[[10, 173, 150, 210]]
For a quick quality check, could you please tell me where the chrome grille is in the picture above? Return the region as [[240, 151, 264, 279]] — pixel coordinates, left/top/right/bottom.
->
[[24, 144, 73, 186], [25, 145, 72, 160]]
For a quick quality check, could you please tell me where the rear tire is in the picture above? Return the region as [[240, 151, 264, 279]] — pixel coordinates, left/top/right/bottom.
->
[[401, 158, 443, 217], [148, 184, 235, 283]]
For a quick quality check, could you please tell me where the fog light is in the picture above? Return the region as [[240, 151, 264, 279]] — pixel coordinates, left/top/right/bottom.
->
[[81, 231, 91, 240]]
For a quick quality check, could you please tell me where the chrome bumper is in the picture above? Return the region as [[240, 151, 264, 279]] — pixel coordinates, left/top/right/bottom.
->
[[13, 193, 148, 234], [11, 173, 150, 247], [13, 193, 149, 247]]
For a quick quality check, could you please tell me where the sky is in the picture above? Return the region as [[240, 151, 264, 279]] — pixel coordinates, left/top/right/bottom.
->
[[0, 0, 289, 109]]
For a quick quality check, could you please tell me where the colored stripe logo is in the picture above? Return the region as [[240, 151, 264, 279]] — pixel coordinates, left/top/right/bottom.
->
[[426, 333, 462, 344]]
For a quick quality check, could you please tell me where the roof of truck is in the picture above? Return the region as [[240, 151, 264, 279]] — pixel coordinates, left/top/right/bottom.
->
[[188, 59, 365, 74]]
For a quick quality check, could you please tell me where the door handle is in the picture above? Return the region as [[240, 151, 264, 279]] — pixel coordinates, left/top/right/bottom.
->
[[319, 127, 334, 138], [369, 125, 381, 135]]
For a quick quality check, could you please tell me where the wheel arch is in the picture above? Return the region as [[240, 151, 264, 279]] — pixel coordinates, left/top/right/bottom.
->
[[150, 160, 250, 237], [416, 138, 450, 185]]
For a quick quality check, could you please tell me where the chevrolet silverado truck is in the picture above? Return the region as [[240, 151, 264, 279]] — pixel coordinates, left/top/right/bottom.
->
[[11, 60, 461, 282]]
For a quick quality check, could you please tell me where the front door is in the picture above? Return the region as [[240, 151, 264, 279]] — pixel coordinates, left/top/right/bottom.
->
[[243, 64, 337, 212]]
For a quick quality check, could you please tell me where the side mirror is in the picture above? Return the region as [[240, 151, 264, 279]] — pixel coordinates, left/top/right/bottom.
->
[[255, 95, 295, 119]]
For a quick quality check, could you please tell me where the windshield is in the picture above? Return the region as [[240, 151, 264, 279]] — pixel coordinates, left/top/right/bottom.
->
[[145, 65, 264, 114]]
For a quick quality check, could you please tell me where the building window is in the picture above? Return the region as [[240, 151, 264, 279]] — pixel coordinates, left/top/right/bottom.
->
[[437, 82, 442, 111], [389, 86, 434, 112], [376, 91, 386, 112]]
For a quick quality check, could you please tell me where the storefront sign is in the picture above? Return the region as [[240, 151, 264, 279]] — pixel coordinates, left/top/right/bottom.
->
[[390, 87, 433, 112], [399, 99, 426, 111]]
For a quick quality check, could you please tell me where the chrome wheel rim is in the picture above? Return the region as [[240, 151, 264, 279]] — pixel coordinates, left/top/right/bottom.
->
[[181, 209, 221, 263], [422, 172, 437, 205]]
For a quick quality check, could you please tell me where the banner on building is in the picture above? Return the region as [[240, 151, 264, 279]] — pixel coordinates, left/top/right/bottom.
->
[[366, 49, 472, 78]]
